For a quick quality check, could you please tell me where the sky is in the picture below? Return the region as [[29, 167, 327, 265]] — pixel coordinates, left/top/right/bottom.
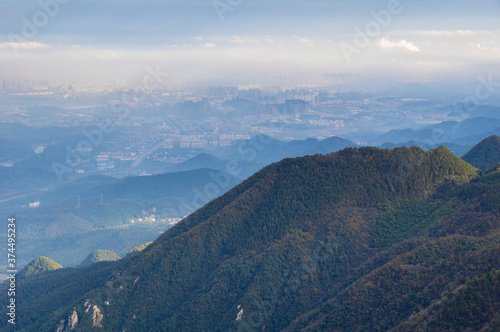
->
[[0, 0, 499, 85]]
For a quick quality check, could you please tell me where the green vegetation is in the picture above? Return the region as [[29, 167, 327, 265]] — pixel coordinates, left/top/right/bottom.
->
[[10, 223, 171, 268], [1, 146, 498, 332], [78, 250, 121, 267], [17, 256, 62, 280], [462, 135, 500, 170], [0, 167, 240, 267], [129, 242, 153, 253]]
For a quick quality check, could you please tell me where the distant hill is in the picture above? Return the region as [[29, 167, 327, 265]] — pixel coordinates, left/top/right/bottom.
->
[[166, 153, 229, 173], [6, 168, 242, 238], [370, 117, 500, 147], [78, 250, 121, 267], [8, 146, 500, 331], [462, 135, 500, 170], [18, 256, 62, 280], [15, 225, 171, 268], [169, 135, 357, 179], [0, 166, 60, 202], [379, 140, 432, 150], [0, 168, 241, 267], [377, 141, 472, 158], [80, 168, 241, 203], [213, 134, 357, 168]]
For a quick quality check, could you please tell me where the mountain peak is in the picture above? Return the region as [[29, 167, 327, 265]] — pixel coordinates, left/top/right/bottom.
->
[[462, 135, 500, 170], [18, 256, 62, 279], [78, 250, 121, 267], [7, 146, 497, 332]]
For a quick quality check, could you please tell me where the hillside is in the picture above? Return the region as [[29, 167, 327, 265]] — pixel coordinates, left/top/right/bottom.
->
[[3, 146, 499, 331], [78, 250, 121, 267], [166, 153, 229, 173], [0, 167, 241, 267], [213, 134, 357, 168], [17, 256, 62, 280], [462, 135, 500, 170], [368, 117, 500, 148], [170, 135, 357, 179]]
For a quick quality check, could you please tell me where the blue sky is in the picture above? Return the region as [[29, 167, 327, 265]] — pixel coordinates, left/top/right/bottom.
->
[[0, 0, 499, 85]]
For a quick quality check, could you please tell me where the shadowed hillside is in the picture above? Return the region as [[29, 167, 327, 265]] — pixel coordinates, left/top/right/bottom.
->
[[3, 146, 499, 332]]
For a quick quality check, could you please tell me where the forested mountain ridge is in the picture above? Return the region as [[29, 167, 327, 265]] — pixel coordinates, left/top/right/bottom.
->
[[78, 250, 121, 268], [2, 146, 499, 331], [462, 135, 500, 170], [17, 257, 63, 280]]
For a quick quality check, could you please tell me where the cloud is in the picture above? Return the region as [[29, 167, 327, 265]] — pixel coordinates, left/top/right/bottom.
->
[[413, 30, 492, 37], [297, 37, 315, 47], [201, 43, 217, 48], [0, 42, 49, 50], [376, 38, 421, 53], [100, 51, 119, 60], [476, 43, 487, 51]]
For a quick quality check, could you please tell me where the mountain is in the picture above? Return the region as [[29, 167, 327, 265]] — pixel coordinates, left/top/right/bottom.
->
[[129, 242, 153, 253], [78, 250, 121, 267], [378, 141, 473, 158], [462, 135, 500, 170], [379, 140, 433, 150], [0, 166, 60, 202], [3, 168, 242, 236], [172, 135, 357, 179], [3, 146, 500, 331], [0, 168, 241, 267], [17, 256, 63, 280], [369, 117, 500, 147], [166, 153, 229, 173], [213, 134, 357, 169]]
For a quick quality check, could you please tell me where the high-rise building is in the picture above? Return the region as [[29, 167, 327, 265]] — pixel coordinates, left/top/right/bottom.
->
[[285, 99, 308, 119]]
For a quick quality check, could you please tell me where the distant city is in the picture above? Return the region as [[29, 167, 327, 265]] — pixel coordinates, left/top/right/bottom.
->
[[0, 76, 459, 180]]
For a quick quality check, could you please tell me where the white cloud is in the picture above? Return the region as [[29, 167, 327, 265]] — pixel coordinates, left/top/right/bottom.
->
[[201, 43, 217, 48], [476, 43, 487, 51], [101, 53, 118, 60], [0, 42, 49, 50], [376, 38, 421, 53], [297, 37, 315, 47], [413, 30, 492, 37]]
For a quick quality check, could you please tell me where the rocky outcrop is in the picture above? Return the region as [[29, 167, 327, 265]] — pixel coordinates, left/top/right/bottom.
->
[[84, 300, 103, 327], [54, 300, 103, 331], [55, 309, 78, 332]]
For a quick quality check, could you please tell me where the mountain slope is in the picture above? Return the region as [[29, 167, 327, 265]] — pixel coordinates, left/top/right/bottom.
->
[[17, 256, 63, 280], [78, 250, 121, 267], [4, 146, 500, 332], [0, 167, 242, 268], [370, 117, 500, 147], [166, 153, 229, 173], [213, 134, 357, 167], [462, 135, 500, 170]]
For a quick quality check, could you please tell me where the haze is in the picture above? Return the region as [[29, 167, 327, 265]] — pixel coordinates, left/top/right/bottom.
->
[[0, 0, 499, 85]]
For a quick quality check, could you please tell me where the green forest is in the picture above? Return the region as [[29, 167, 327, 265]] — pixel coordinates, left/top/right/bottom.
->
[[1, 146, 498, 331]]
